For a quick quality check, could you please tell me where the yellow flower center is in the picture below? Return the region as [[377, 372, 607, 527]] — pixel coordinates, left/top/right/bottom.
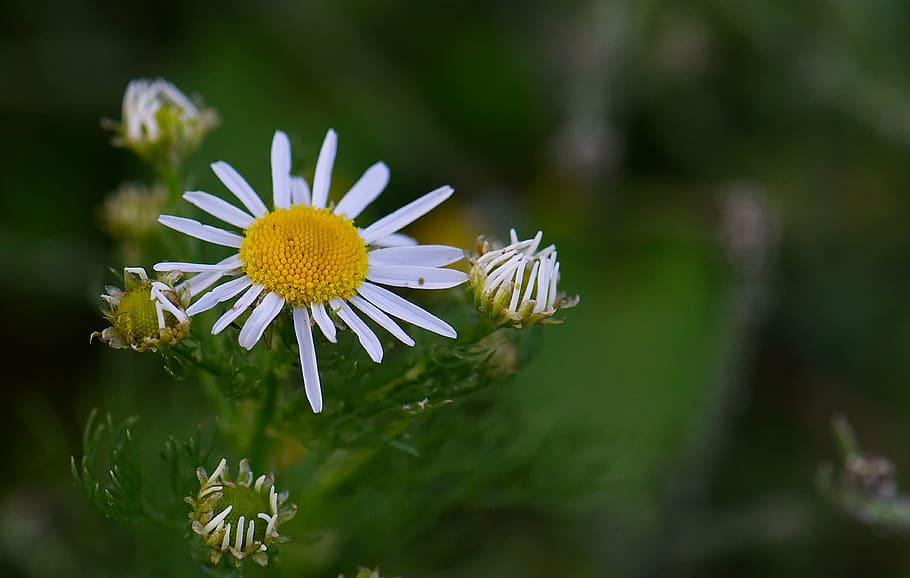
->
[[113, 285, 161, 340], [239, 205, 369, 307]]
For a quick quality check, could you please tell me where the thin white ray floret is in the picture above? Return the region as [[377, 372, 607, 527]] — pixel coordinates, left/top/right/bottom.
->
[[221, 523, 232, 549], [183, 191, 255, 229], [309, 301, 337, 343], [187, 275, 252, 316], [271, 130, 292, 210], [211, 161, 269, 217], [332, 299, 383, 362], [348, 295, 415, 346], [356, 281, 457, 338], [311, 129, 337, 209], [293, 307, 323, 413], [333, 161, 389, 219], [238, 292, 286, 350], [154, 255, 242, 273], [203, 505, 233, 534], [360, 185, 453, 243], [158, 215, 244, 248], [368, 245, 464, 267], [212, 284, 265, 335], [366, 264, 467, 289]]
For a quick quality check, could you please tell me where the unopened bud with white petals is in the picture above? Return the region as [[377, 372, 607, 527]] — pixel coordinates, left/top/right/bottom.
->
[[469, 229, 579, 327], [107, 78, 218, 164]]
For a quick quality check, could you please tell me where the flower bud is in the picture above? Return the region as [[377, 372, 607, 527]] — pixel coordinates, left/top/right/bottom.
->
[[186, 458, 297, 567], [91, 267, 190, 351], [100, 182, 168, 241], [107, 78, 218, 164], [469, 229, 579, 327]]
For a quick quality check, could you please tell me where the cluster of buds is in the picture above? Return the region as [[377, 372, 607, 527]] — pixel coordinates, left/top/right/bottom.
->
[[187, 458, 296, 567], [107, 78, 218, 164], [470, 229, 578, 327], [91, 267, 190, 351]]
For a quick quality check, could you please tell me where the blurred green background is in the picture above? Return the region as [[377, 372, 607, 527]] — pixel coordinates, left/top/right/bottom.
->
[[5, 0, 910, 576]]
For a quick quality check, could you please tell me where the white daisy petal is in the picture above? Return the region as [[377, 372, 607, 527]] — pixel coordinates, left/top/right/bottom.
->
[[154, 255, 242, 273], [220, 523, 232, 549], [182, 270, 222, 297], [183, 191, 255, 229], [481, 256, 522, 292], [153, 300, 165, 329], [211, 161, 269, 217], [123, 267, 148, 280], [292, 176, 311, 206], [292, 307, 323, 413], [348, 295, 415, 346], [546, 261, 560, 309], [359, 185, 454, 244], [158, 215, 244, 248], [331, 298, 383, 362], [533, 253, 555, 313], [187, 275, 252, 315], [521, 260, 541, 303], [238, 291, 286, 350], [158, 80, 197, 114], [246, 520, 255, 549], [508, 258, 527, 311], [235, 516, 245, 550], [176, 254, 241, 297], [203, 505, 233, 534], [151, 286, 188, 322], [206, 457, 226, 483], [310, 301, 337, 343], [372, 233, 418, 247], [356, 281, 457, 338], [311, 129, 337, 209], [271, 131, 292, 209], [333, 161, 389, 219], [366, 265, 467, 289], [212, 284, 265, 335], [368, 245, 464, 267]]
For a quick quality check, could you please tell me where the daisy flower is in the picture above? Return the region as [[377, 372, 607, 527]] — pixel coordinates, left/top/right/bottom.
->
[[155, 130, 467, 412], [470, 229, 579, 327]]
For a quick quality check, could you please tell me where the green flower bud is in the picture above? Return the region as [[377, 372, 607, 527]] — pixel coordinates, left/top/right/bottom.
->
[[186, 458, 297, 567], [91, 267, 190, 351]]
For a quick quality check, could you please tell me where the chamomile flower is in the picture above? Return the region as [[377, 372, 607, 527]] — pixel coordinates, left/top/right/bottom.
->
[[108, 78, 218, 163], [187, 458, 296, 566], [91, 267, 190, 351], [470, 229, 579, 327], [155, 129, 467, 412]]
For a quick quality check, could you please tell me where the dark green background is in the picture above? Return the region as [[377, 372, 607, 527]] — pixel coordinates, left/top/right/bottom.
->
[[4, 0, 910, 576]]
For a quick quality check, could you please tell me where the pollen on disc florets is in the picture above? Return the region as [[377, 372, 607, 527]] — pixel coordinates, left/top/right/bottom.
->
[[239, 205, 369, 306]]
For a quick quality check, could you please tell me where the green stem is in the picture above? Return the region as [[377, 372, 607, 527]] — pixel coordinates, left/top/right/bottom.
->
[[250, 371, 279, 467], [154, 158, 183, 200]]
